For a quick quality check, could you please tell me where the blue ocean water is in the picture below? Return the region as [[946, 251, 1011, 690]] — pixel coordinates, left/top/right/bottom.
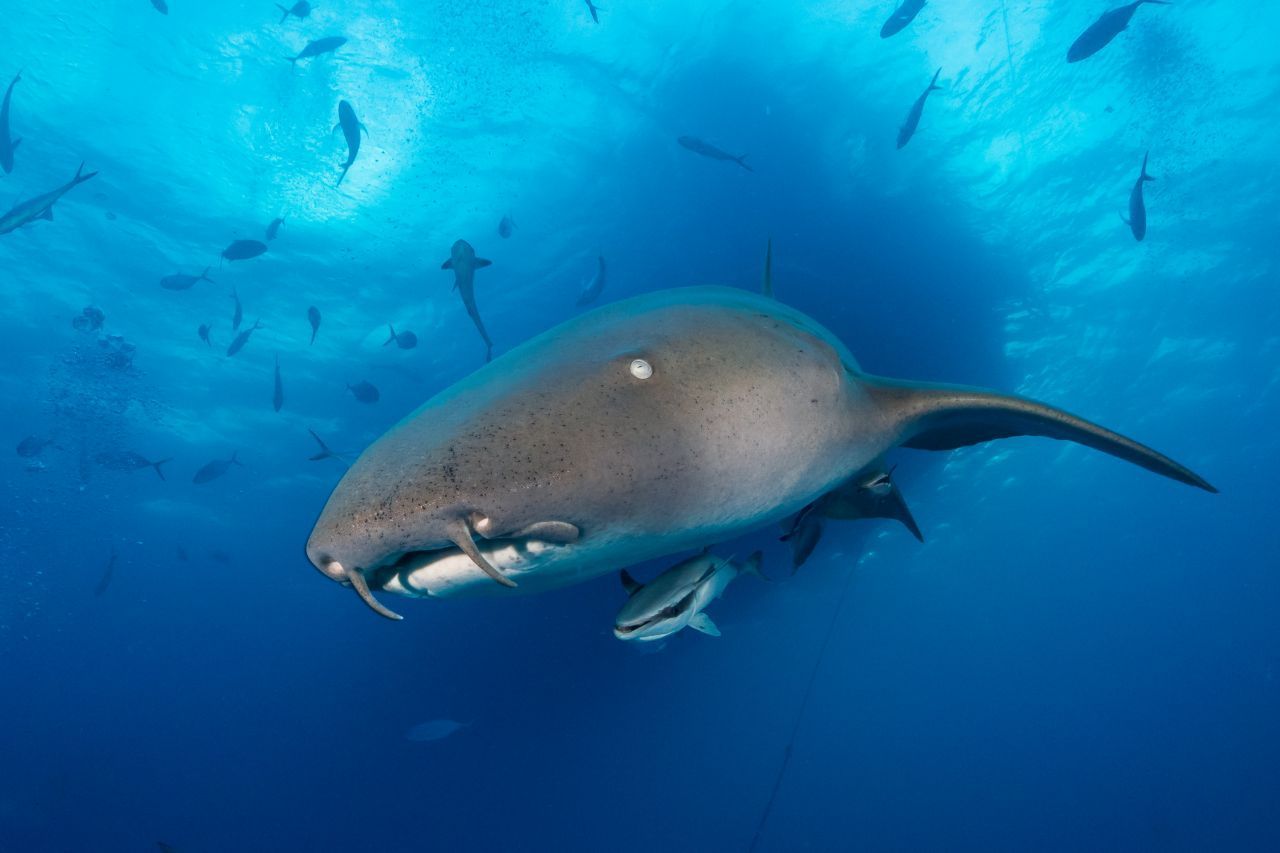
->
[[1, 1, 1277, 850]]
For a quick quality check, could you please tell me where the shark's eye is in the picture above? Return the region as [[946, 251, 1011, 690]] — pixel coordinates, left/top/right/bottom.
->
[[630, 358, 653, 380]]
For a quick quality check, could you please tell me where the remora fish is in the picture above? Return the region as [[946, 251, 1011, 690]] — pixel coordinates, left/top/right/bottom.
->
[[276, 1, 312, 23], [880, 0, 926, 39], [230, 287, 243, 331], [575, 256, 607, 307], [226, 320, 262, 357], [335, 100, 366, 186], [441, 239, 495, 362], [1, 71, 21, 174], [273, 354, 284, 412], [286, 36, 347, 66], [1067, 1, 1170, 64], [781, 465, 922, 569], [0, 162, 97, 236], [614, 550, 766, 642], [305, 287, 1214, 620], [1122, 151, 1156, 242], [677, 135, 752, 172], [307, 305, 321, 344], [160, 267, 213, 291], [193, 451, 242, 484], [897, 68, 941, 149], [94, 450, 170, 480]]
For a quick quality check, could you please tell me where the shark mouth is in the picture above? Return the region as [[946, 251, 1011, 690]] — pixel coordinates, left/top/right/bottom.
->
[[333, 516, 582, 621]]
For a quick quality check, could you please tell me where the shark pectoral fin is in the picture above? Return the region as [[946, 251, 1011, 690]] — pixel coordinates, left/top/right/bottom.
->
[[446, 517, 516, 588], [474, 258, 493, 268], [339, 561, 403, 621], [441, 259, 453, 269], [41, 208, 53, 221], [620, 569, 642, 596], [865, 376, 1217, 492], [689, 613, 721, 637], [887, 485, 925, 542], [10, 138, 19, 152]]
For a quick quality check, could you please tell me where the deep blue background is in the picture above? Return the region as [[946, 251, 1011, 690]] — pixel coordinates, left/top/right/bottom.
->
[[1, 2, 1277, 851]]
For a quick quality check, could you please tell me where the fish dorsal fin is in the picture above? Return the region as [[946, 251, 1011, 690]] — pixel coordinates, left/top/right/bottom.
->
[[689, 613, 721, 637], [620, 569, 642, 596]]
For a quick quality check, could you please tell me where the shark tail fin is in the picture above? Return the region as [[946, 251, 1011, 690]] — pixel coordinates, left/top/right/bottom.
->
[[863, 376, 1216, 492], [383, 325, 396, 346], [200, 266, 214, 283], [929, 68, 943, 90], [735, 154, 753, 172], [73, 162, 98, 184], [230, 450, 243, 467], [1140, 151, 1156, 182], [152, 458, 171, 481], [277, 4, 290, 23]]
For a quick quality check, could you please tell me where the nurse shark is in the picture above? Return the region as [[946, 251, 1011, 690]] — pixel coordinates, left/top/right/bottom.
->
[[305, 286, 1215, 620]]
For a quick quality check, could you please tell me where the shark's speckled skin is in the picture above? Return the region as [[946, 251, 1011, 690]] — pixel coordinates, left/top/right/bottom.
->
[[306, 286, 1214, 619]]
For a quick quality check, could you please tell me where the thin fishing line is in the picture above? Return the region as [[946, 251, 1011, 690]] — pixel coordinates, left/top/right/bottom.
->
[[748, 558, 859, 853]]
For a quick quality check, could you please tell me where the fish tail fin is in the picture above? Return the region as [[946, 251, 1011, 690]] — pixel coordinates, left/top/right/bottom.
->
[[276, 4, 290, 22], [336, 162, 350, 186], [929, 67, 943, 90], [200, 266, 214, 283], [285, 55, 298, 65], [230, 450, 242, 466], [384, 325, 396, 346], [73, 162, 98, 184], [13, 70, 21, 84], [742, 551, 770, 582], [310, 328, 317, 345], [1140, 151, 1156, 181], [735, 154, 753, 172], [863, 376, 1217, 492], [152, 458, 171, 481]]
